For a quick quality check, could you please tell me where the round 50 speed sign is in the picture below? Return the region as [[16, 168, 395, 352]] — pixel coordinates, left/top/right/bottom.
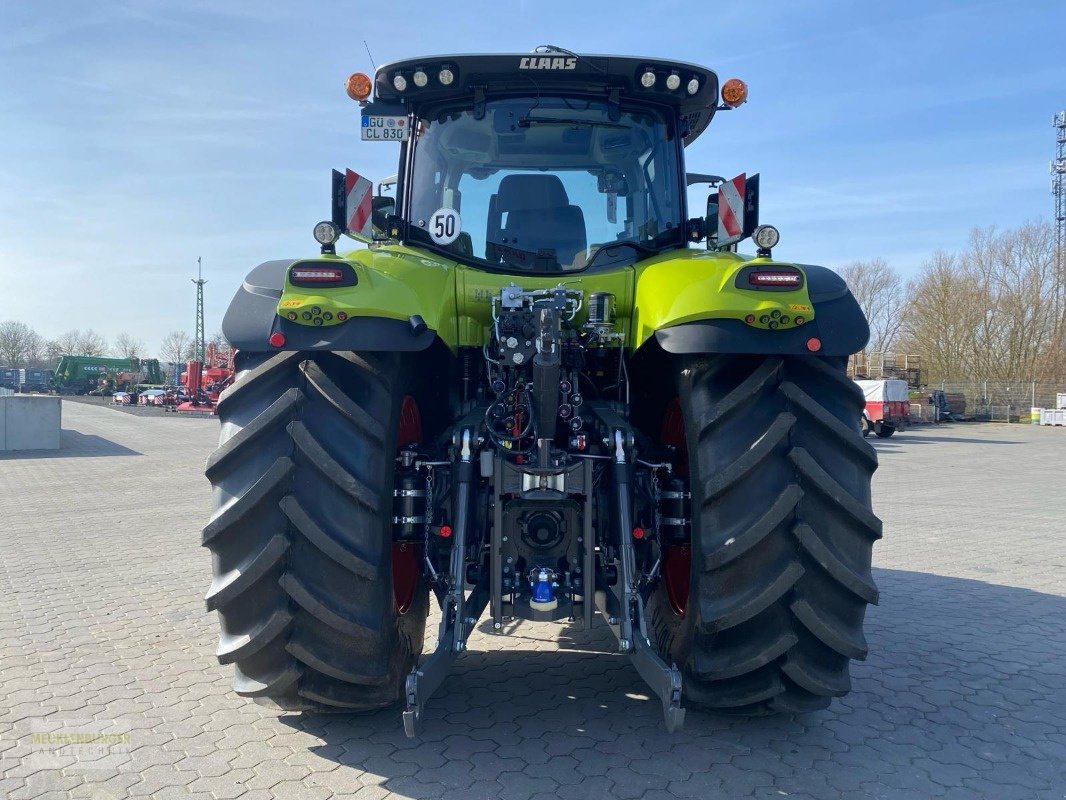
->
[[429, 208, 461, 245]]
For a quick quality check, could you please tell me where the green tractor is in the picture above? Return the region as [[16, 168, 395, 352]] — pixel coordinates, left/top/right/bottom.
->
[[204, 50, 880, 735]]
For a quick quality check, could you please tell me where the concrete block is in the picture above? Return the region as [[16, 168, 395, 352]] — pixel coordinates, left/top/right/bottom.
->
[[1, 395, 61, 451]]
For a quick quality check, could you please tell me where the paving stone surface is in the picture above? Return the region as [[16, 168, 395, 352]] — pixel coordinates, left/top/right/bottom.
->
[[1, 402, 1064, 798]]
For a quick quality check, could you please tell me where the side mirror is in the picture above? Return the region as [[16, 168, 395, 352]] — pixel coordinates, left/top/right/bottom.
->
[[372, 196, 395, 234], [705, 194, 719, 250]]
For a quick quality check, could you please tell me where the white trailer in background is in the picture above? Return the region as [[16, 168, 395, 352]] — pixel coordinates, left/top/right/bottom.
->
[[854, 379, 909, 438]]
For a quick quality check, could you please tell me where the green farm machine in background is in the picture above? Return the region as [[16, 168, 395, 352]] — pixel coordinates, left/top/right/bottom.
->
[[203, 50, 879, 735], [53, 356, 163, 395]]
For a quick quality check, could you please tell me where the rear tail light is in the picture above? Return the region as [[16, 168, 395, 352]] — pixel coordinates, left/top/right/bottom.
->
[[291, 267, 344, 282], [748, 271, 801, 287]]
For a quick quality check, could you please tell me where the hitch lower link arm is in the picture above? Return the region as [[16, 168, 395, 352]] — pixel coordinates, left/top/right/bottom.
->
[[402, 429, 484, 737], [610, 429, 686, 733]]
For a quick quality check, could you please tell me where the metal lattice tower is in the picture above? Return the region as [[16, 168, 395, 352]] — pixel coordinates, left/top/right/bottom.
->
[[193, 256, 206, 363], [1054, 112, 1066, 286]]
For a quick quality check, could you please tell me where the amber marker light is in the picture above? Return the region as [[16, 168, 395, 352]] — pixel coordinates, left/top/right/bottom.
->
[[345, 72, 372, 102], [721, 78, 749, 108]]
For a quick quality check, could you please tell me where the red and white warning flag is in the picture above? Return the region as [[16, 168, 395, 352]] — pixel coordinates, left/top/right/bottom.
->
[[717, 172, 746, 246], [345, 168, 373, 238]]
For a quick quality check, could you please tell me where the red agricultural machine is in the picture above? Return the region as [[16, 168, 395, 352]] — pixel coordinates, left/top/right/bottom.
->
[[174, 343, 234, 414]]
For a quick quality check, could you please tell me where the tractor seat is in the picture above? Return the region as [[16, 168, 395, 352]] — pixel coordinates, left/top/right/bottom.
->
[[487, 174, 587, 269], [501, 206, 587, 269]]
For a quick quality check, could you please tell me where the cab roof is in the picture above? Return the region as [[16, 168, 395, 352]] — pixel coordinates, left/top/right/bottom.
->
[[373, 51, 720, 145]]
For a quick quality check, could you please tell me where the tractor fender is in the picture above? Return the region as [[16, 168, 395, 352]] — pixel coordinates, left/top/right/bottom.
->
[[222, 254, 453, 352], [651, 263, 870, 357]]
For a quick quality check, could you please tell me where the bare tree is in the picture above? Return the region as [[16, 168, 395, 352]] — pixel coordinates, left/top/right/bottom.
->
[[899, 251, 984, 381], [900, 222, 1066, 383], [208, 329, 229, 351], [23, 330, 47, 368], [836, 258, 906, 352], [114, 332, 145, 360], [52, 330, 81, 356], [50, 329, 108, 357], [44, 338, 66, 364], [159, 330, 193, 365], [76, 329, 108, 357], [0, 321, 35, 366]]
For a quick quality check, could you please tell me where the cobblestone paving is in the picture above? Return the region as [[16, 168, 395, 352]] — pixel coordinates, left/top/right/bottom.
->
[[1, 402, 1064, 798]]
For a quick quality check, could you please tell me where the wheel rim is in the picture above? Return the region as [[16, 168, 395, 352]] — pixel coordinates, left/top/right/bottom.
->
[[397, 395, 423, 447], [393, 395, 423, 615], [662, 545, 691, 617], [660, 397, 687, 474], [660, 397, 691, 616], [392, 542, 420, 615]]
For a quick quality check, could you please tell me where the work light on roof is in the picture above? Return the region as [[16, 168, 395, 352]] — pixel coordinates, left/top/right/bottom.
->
[[413, 70, 428, 88], [665, 73, 681, 91], [687, 78, 700, 95], [752, 224, 780, 251], [438, 67, 455, 85], [640, 70, 656, 88], [392, 74, 407, 92], [312, 221, 340, 246]]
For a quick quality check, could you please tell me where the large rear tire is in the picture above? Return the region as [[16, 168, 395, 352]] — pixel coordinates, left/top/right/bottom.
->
[[649, 355, 881, 713], [203, 350, 428, 711]]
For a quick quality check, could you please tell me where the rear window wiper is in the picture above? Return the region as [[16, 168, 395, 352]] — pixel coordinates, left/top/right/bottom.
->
[[517, 116, 628, 128], [582, 240, 659, 270]]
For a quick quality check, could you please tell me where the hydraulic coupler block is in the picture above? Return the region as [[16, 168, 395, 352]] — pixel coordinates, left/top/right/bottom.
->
[[393, 473, 427, 540], [658, 477, 690, 544]]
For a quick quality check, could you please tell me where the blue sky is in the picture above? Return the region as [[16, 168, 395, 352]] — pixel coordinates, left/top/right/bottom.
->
[[1, 0, 1063, 356]]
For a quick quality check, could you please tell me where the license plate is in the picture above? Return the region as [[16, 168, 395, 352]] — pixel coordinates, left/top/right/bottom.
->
[[361, 115, 410, 141]]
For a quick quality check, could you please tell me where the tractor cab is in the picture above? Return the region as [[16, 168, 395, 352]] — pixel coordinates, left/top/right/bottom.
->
[[336, 50, 755, 271]]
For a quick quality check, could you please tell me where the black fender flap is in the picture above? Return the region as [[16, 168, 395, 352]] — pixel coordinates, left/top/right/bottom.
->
[[222, 260, 435, 352], [654, 265, 870, 357]]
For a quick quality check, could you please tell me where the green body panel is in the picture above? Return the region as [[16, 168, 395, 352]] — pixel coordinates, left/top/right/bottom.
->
[[632, 252, 816, 348], [277, 247, 460, 349], [275, 245, 815, 352]]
